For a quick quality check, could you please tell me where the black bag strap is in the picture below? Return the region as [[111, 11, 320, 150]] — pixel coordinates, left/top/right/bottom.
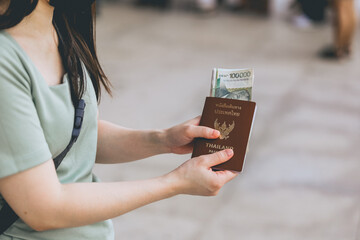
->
[[0, 99, 86, 235], [53, 99, 86, 168]]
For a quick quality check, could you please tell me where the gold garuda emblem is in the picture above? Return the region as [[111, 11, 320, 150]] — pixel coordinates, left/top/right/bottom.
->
[[214, 119, 235, 140]]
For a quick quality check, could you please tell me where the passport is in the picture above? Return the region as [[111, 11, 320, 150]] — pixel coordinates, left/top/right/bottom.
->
[[192, 97, 256, 172]]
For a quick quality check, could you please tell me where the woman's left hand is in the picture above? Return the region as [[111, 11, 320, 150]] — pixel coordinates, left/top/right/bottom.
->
[[163, 116, 220, 154]]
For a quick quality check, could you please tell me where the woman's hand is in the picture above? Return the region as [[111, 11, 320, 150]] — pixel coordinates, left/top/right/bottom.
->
[[166, 149, 238, 196], [163, 116, 220, 154]]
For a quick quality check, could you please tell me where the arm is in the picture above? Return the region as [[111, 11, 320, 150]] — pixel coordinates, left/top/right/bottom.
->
[[96, 117, 220, 164], [95, 120, 167, 163], [0, 150, 237, 231]]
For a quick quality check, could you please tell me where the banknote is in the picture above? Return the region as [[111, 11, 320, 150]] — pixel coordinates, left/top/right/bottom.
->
[[210, 68, 254, 101]]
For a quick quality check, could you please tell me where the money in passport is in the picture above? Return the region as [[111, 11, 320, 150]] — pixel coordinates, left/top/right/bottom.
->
[[210, 68, 254, 100], [192, 68, 256, 171]]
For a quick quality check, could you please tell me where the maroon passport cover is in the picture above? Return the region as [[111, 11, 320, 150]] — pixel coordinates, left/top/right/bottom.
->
[[192, 97, 256, 172]]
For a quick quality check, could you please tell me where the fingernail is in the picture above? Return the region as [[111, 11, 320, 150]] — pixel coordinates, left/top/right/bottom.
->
[[213, 130, 220, 137], [225, 149, 233, 157]]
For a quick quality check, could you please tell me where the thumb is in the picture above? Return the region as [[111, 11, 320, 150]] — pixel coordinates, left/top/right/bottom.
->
[[206, 149, 234, 167]]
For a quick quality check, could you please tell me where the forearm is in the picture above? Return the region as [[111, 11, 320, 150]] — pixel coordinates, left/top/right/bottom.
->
[[96, 120, 170, 164], [34, 175, 178, 231], [1, 150, 237, 232]]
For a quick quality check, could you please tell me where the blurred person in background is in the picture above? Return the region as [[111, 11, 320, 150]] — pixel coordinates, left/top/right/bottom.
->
[[0, 0, 238, 239], [135, 0, 170, 9], [196, 0, 244, 12], [289, 0, 328, 28], [320, 0, 357, 59], [289, 0, 357, 59], [196, 0, 269, 15]]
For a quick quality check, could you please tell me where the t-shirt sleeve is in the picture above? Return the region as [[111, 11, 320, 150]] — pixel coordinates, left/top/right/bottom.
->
[[0, 48, 52, 179]]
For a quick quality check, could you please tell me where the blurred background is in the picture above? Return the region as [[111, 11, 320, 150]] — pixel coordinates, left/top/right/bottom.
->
[[92, 0, 360, 239]]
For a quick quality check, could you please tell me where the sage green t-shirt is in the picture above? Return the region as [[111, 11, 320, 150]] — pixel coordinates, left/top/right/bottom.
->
[[0, 31, 114, 240]]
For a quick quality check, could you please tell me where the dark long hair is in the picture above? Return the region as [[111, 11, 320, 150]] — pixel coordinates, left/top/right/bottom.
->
[[0, 0, 112, 104]]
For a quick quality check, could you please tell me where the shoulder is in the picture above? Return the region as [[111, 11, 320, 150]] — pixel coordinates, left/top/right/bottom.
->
[[0, 31, 19, 60], [0, 31, 31, 88]]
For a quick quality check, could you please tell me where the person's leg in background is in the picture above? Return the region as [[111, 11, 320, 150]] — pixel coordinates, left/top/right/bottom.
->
[[321, 0, 357, 58], [334, 0, 357, 56]]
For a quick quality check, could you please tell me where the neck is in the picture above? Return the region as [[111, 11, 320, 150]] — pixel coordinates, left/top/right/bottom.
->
[[11, 0, 55, 38]]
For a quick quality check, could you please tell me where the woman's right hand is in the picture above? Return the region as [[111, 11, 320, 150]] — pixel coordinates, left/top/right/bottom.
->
[[167, 149, 238, 196]]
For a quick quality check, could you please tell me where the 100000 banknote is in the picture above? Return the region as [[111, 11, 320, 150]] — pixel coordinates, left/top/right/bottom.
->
[[210, 68, 254, 101]]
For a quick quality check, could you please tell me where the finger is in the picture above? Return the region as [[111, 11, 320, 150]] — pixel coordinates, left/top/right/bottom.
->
[[205, 149, 234, 167], [186, 125, 220, 139]]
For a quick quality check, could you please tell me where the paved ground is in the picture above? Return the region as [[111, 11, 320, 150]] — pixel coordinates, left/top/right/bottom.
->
[[93, 3, 360, 240]]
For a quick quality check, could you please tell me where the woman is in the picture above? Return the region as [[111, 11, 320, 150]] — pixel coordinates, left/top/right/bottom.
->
[[0, 0, 237, 239]]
